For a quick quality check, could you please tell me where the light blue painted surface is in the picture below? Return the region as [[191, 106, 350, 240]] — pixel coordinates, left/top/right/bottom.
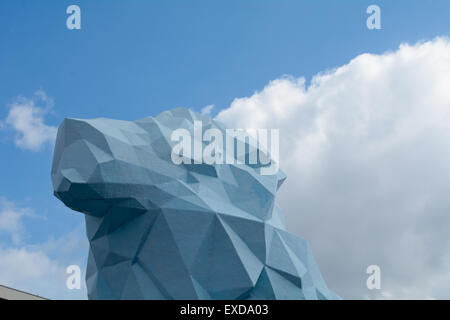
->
[[52, 108, 338, 300]]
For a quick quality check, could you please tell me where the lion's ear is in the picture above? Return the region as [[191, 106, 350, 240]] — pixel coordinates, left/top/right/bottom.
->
[[276, 170, 286, 190]]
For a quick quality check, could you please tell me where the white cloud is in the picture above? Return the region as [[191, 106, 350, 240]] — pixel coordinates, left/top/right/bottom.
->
[[0, 197, 35, 245], [4, 90, 57, 151], [0, 242, 87, 300], [0, 197, 88, 299], [201, 104, 215, 116], [217, 38, 450, 299]]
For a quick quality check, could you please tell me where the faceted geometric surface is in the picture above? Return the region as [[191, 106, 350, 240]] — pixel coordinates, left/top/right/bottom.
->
[[51, 108, 338, 300]]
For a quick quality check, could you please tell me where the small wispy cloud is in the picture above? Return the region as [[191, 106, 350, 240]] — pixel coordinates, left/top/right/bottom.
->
[[201, 104, 215, 116], [0, 197, 35, 245], [3, 90, 57, 151]]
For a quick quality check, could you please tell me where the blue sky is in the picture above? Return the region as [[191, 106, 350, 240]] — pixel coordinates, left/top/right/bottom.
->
[[1, 0, 450, 299]]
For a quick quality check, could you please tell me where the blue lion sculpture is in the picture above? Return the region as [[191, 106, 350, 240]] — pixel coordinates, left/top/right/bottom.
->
[[51, 108, 338, 300]]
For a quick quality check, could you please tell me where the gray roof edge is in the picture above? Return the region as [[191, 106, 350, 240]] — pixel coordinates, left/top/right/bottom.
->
[[0, 284, 48, 300]]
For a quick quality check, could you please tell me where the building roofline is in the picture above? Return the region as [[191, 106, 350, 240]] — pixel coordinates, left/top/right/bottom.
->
[[0, 284, 48, 300]]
